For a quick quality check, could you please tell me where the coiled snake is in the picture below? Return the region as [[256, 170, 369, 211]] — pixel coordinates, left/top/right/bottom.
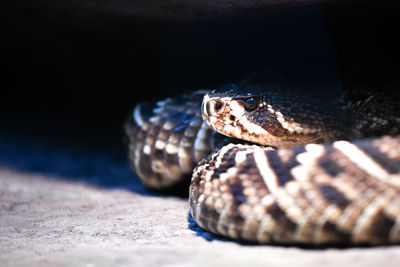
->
[[125, 85, 400, 245]]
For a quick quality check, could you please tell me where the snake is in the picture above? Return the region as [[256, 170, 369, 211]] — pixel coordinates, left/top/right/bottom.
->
[[124, 84, 400, 245]]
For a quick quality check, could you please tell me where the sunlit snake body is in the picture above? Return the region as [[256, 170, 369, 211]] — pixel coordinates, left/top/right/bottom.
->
[[125, 85, 400, 245]]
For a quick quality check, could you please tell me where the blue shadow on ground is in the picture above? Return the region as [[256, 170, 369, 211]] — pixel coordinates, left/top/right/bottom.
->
[[187, 212, 262, 246], [0, 122, 152, 196], [187, 212, 227, 242]]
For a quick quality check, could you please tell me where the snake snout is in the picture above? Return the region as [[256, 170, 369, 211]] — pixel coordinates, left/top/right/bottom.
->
[[202, 98, 225, 120]]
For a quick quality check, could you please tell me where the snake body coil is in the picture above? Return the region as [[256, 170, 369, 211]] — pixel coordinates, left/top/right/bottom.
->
[[125, 85, 400, 245]]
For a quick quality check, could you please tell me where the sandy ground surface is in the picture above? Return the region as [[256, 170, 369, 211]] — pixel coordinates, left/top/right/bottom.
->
[[1, 128, 400, 267], [2, 168, 400, 267]]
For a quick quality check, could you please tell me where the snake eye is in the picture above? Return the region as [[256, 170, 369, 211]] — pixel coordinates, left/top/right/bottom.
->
[[243, 97, 259, 111]]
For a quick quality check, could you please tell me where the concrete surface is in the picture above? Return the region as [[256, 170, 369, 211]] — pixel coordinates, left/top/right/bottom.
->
[[1, 132, 400, 267]]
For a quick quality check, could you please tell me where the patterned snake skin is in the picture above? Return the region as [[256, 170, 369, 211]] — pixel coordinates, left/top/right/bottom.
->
[[125, 85, 400, 245]]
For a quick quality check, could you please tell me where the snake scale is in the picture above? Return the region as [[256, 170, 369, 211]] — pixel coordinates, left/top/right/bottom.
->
[[125, 85, 400, 245]]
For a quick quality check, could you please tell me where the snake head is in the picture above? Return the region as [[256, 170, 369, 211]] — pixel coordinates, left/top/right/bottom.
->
[[202, 90, 275, 145], [202, 89, 337, 147]]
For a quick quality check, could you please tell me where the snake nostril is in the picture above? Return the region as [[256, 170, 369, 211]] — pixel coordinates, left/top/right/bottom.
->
[[215, 101, 223, 112]]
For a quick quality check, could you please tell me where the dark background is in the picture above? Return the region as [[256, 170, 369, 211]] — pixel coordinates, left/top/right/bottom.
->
[[2, 0, 399, 127], [0, 0, 399, 187]]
